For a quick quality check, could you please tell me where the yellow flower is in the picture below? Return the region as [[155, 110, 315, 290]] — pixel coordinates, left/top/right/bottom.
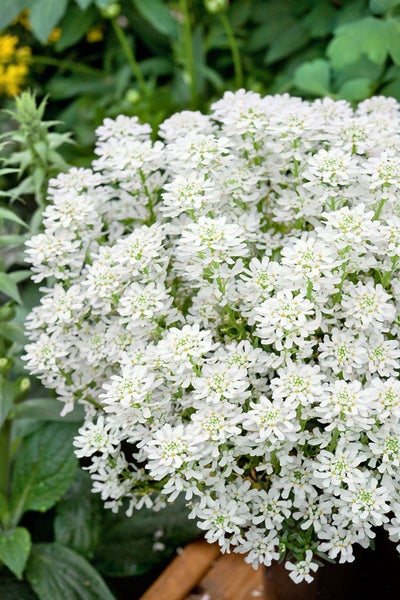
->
[[12, 9, 32, 30], [0, 34, 19, 64], [0, 63, 29, 96], [86, 25, 104, 43], [0, 35, 31, 96], [47, 27, 62, 44]]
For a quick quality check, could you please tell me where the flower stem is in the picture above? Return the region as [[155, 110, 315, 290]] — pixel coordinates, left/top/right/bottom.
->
[[111, 18, 147, 94], [220, 12, 243, 89], [31, 55, 104, 77], [179, 0, 197, 106], [0, 419, 11, 499]]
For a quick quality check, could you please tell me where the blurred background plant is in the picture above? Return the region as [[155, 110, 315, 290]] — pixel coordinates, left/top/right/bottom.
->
[[2, 0, 400, 158]]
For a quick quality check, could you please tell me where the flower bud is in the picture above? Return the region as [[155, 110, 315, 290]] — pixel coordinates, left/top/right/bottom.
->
[[0, 358, 12, 374], [0, 303, 16, 322], [19, 377, 30, 394], [204, 0, 228, 14], [100, 2, 121, 19], [124, 89, 141, 105]]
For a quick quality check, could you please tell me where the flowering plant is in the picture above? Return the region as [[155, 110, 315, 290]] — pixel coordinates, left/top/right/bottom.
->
[[24, 90, 400, 583]]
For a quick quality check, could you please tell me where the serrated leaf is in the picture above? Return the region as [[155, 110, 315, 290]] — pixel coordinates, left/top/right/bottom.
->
[[338, 78, 372, 101], [0, 272, 22, 304], [93, 495, 200, 576], [0, 208, 27, 228], [0, 0, 28, 30], [0, 528, 31, 579], [29, 0, 68, 43], [132, 0, 178, 39], [54, 470, 102, 558], [294, 59, 331, 96], [10, 422, 77, 519], [328, 17, 390, 69], [26, 543, 115, 600]]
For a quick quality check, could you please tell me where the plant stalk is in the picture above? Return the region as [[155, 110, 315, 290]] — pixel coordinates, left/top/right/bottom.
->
[[179, 0, 197, 106], [220, 12, 243, 89], [111, 18, 147, 94]]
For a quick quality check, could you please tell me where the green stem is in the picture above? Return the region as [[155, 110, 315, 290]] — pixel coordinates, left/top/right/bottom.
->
[[179, 0, 197, 106], [111, 19, 147, 94], [31, 55, 103, 77], [0, 419, 11, 499], [220, 12, 243, 89]]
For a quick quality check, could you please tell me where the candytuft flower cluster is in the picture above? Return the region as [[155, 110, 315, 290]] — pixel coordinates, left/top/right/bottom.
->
[[24, 91, 400, 582]]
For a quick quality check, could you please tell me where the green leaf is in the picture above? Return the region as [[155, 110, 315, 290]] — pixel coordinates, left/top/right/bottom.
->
[[94, 495, 200, 576], [0, 235, 27, 248], [0, 208, 27, 228], [387, 18, 400, 65], [132, 0, 179, 39], [0, 272, 22, 304], [0, 377, 15, 428], [265, 21, 310, 64], [294, 59, 331, 96], [8, 270, 32, 284], [11, 398, 84, 422], [370, 0, 400, 14], [56, 5, 96, 52], [0, 528, 31, 579], [0, 323, 27, 345], [10, 422, 77, 518], [0, 0, 28, 30], [26, 543, 116, 600], [328, 17, 390, 69], [29, 0, 69, 44], [54, 470, 102, 558], [338, 78, 372, 101]]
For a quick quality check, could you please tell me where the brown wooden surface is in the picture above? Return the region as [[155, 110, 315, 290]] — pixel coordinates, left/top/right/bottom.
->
[[139, 539, 220, 600], [139, 539, 267, 600]]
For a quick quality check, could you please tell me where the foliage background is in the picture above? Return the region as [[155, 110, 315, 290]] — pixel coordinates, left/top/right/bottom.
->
[[1, 0, 400, 598]]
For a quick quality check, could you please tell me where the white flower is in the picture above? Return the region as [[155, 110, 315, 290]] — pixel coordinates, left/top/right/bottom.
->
[[285, 550, 319, 583]]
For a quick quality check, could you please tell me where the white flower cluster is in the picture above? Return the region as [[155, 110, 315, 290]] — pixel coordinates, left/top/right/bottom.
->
[[24, 91, 400, 582]]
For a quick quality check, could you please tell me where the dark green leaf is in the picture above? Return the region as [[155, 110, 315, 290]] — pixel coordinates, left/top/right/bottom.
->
[[0, 0, 28, 30], [132, 0, 179, 39], [0, 528, 31, 579], [11, 422, 77, 518], [0, 208, 27, 228], [46, 76, 114, 100], [370, 0, 400, 14], [26, 543, 116, 600], [94, 495, 200, 576], [0, 573, 37, 600], [294, 59, 331, 96], [11, 398, 84, 422], [265, 22, 309, 64], [0, 272, 22, 304], [0, 377, 15, 428], [56, 5, 97, 52], [387, 18, 400, 65], [29, 0, 69, 44], [55, 470, 102, 558]]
